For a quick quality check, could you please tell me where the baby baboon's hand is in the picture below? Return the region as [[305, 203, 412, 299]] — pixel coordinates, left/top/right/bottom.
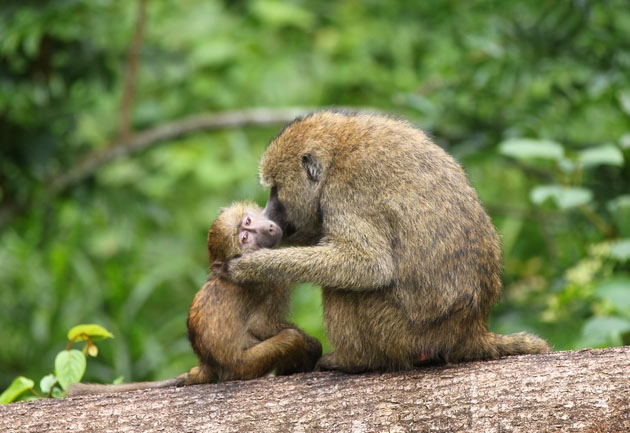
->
[[226, 251, 262, 284]]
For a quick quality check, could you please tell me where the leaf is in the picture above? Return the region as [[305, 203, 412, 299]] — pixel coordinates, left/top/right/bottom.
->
[[499, 138, 564, 161], [609, 239, 630, 262], [607, 196, 630, 237], [39, 374, 57, 394], [619, 90, 630, 116], [581, 316, 630, 348], [55, 350, 86, 391], [579, 144, 624, 168], [594, 278, 630, 313], [113, 376, 124, 385], [530, 185, 593, 209], [51, 387, 65, 398], [250, 0, 315, 29], [190, 39, 236, 68], [558, 158, 577, 173], [0, 376, 35, 404], [67, 324, 114, 342]]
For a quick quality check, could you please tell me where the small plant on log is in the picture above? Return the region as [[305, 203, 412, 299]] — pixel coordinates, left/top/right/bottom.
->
[[0, 324, 114, 404]]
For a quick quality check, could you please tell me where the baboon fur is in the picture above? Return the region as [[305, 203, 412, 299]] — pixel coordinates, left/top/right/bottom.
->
[[228, 110, 550, 373]]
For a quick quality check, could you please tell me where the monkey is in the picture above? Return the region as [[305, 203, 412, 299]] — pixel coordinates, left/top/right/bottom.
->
[[69, 202, 322, 396], [186, 202, 322, 382], [226, 110, 551, 373]]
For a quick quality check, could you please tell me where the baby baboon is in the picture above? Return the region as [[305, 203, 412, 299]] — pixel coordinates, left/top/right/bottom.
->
[[70, 202, 321, 396], [227, 110, 550, 373]]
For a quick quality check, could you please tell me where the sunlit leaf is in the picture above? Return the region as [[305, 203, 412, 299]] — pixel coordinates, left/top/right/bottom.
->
[[581, 316, 630, 348], [530, 185, 593, 209], [579, 144, 624, 167], [51, 387, 65, 398], [609, 239, 630, 262], [619, 90, 630, 116], [190, 39, 236, 68], [499, 138, 564, 161], [39, 374, 56, 394], [55, 350, 86, 391], [0, 376, 35, 404], [250, 0, 315, 29], [67, 324, 114, 342], [558, 158, 577, 173], [594, 278, 630, 313]]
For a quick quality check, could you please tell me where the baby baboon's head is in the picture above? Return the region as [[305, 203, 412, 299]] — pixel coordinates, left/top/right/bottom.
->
[[208, 202, 282, 266]]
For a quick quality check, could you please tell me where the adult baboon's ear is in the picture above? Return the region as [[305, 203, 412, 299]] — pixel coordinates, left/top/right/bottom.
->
[[301, 153, 322, 182]]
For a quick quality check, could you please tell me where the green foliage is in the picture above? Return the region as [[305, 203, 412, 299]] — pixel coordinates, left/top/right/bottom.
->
[[0, 377, 35, 405], [1, 0, 629, 390], [580, 317, 630, 348], [0, 324, 114, 404], [68, 324, 115, 342], [595, 279, 630, 314], [39, 374, 56, 395], [579, 145, 625, 168], [499, 139, 565, 161], [54, 350, 86, 391], [529, 185, 593, 210], [497, 132, 629, 349]]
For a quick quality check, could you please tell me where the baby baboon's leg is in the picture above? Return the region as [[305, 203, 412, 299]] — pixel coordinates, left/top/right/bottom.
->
[[274, 329, 322, 375], [232, 328, 308, 380]]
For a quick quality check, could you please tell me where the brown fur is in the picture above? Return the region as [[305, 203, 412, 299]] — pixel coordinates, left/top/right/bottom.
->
[[228, 110, 550, 373], [69, 202, 321, 396]]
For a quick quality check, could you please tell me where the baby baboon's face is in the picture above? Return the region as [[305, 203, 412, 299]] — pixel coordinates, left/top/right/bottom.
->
[[237, 210, 283, 252], [208, 203, 282, 264]]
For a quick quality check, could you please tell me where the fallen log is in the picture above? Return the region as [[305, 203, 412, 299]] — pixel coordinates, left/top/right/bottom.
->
[[1, 347, 628, 432]]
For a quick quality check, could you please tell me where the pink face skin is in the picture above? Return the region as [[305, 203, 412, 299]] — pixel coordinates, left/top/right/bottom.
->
[[238, 212, 283, 251]]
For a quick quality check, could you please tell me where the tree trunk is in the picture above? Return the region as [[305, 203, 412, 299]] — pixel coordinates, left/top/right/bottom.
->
[[2, 347, 629, 432]]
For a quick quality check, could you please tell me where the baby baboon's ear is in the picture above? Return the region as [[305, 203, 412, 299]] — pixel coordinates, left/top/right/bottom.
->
[[301, 153, 322, 182], [210, 261, 225, 275]]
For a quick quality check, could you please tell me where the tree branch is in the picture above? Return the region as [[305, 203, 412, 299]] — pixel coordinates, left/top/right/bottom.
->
[[48, 106, 315, 194], [1, 347, 629, 432], [117, 0, 148, 139]]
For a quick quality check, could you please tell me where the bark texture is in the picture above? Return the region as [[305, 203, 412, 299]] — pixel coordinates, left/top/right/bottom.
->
[[1, 347, 629, 433]]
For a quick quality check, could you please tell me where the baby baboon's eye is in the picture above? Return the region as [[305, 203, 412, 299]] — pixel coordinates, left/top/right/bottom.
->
[[241, 231, 249, 243], [243, 216, 252, 226]]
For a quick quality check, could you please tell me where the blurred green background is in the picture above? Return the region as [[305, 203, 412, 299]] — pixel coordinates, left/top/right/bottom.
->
[[1, 0, 629, 390]]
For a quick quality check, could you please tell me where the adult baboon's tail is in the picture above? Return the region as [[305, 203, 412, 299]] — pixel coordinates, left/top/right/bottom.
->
[[489, 332, 551, 357]]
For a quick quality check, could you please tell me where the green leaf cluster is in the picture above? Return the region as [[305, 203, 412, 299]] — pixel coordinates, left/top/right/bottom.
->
[[498, 136, 629, 348], [0, 324, 113, 403]]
